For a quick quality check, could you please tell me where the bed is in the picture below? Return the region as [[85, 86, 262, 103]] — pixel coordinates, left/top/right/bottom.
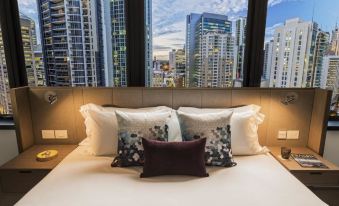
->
[[16, 145, 326, 206]]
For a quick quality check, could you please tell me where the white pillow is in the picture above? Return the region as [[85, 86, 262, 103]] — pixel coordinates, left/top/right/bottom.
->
[[178, 105, 268, 155], [231, 110, 269, 155], [80, 104, 181, 156]]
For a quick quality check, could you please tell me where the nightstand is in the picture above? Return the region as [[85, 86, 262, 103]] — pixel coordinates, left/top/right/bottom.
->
[[0, 145, 77, 206], [269, 147, 339, 206]]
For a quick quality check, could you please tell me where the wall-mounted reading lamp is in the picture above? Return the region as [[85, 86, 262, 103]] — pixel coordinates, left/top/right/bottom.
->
[[281, 92, 298, 105], [44, 91, 58, 105]]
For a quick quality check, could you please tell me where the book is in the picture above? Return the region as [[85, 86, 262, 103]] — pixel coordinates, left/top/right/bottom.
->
[[291, 153, 328, 169]]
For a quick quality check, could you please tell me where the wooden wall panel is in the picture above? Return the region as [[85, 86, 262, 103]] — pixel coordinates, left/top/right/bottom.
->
[[113, 88, 143, 108], [142, 88, 173, 107], [172, 89, 201, 109], [266, 89, 314, 147], [10, 87, 34, 152], [308, 89, 332, 155], [82, 88, 113, 105], [29, 88, 77, 144], [73, 88, 86, 142], [12, 87, 330, 155], [201, 89, 231, 108]]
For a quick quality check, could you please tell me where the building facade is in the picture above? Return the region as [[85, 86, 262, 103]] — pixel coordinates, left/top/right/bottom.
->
[[234, 17, 246, 79], [37, 0, 102, 87], [263, 40, 273, 81], [169, 49, 186, 87], [0, 15, 42, 114], [321, 56, 339, 91], [0, 27, 10, 114], [201, 33, 234, 87], [186, 13, 232, 87], [269, 18, 327, 88]]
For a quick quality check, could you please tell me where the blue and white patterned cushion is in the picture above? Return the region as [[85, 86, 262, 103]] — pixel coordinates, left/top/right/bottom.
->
[[112, 111, 171, 167], [177, 111, 236, 167]]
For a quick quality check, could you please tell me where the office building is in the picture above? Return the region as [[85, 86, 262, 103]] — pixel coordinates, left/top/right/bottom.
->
[[312, 31, 330, 87], [145, 0, 152, 87], [321, 56, 339, 92], [263, 40, 274, 81], [201, 33, 234, 87], [110, 0, 152, 87], [34, 46, 46, 86], [0, 26, 10, 114], [37, 0, 102, 87], [234, 17, 246, 79], [269, 18, 327, 88], [186, 13, 232, 87], [330, 25, 339, 56], [169, 49, 186, 87], [0, 15, 41, 114]]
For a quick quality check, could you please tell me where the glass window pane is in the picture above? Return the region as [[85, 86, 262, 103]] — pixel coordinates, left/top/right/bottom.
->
[[263, 0, 339, 114], [0, 18, 11, 114], [152, 0, 248, 87]]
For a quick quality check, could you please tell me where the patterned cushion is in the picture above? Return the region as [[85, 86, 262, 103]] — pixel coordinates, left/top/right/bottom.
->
[[177, 111, 236, 167], [112, 111, 171, 167]]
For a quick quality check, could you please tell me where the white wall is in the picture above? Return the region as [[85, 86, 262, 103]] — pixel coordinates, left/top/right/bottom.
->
[[0, 130, 18, 166], [324, 131, 339, 166]]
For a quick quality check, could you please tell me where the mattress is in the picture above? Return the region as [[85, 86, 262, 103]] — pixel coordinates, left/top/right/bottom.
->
[[16, 146, 326, 206]]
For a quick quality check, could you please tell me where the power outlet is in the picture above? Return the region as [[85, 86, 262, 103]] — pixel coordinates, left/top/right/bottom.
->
[[287, 130, 299, 140], [55, 130, 68, 139], [278, 131, 287, 140], [42, 130, 55, 139]]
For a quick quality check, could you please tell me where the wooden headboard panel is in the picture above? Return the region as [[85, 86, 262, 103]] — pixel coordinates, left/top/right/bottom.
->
[[10, 87, 332, 155]]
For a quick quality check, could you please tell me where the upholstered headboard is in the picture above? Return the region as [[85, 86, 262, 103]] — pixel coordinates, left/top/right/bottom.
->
[[10, 87, 332, 155]]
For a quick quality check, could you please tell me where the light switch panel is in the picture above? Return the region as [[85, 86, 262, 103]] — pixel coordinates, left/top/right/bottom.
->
[[287, 130, 299, 140], [42, 130, 55, 139], [278, 131, 287, 140], [55, 130, 68, 139]]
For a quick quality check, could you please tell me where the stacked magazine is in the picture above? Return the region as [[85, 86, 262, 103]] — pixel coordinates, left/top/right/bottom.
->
[[291, 153, 328, 169]]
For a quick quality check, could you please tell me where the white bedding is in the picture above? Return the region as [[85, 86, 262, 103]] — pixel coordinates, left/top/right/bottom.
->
[[16, 146, 326, 206]]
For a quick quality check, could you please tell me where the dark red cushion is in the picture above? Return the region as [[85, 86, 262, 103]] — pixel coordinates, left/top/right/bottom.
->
[[140, 138, 209, 178]]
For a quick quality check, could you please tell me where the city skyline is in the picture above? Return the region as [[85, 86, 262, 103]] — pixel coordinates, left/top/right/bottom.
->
[[19, 0, 339, 61]]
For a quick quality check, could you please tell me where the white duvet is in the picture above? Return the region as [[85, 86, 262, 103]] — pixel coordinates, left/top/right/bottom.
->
[[16, 146, 326, 206]]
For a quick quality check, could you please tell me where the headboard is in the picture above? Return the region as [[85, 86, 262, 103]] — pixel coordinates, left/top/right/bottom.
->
[[10, 87, 332, 155]]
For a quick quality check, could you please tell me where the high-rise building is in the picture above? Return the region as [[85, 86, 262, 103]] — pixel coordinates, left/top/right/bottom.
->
[[234, 17, 246, 79], [201, 33, 234, 87], [312, 31, 330, 87], [20, 14, 38, 86], [0, 26, 10, 114], [269, 18, 327, 88], [263, 40, 274, 81], [34, 45, 46, 86], [330, 25, 339, 56], [0, 15, 42, 114], [169, 49, 186, 87], [37, 0, 103, 87], [145, 0, 152, 87], [186, 13, 232, 87], [110, 0, 152, 87], [321, 56, 339, 92]]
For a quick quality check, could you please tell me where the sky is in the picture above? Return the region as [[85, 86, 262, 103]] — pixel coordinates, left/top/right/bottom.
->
[[18, 0, 339, 60]]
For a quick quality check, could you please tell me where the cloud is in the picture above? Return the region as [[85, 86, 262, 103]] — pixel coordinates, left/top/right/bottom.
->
[[265, 23, 283, 42], [155, 29, 182, 36]]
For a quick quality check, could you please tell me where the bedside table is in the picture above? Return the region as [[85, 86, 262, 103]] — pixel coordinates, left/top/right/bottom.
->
[[0, 145, 77, 206], [269, 147, 339, 206]]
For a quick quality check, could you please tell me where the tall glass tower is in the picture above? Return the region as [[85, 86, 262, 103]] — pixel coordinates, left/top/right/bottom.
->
[[110, 0, 152, 87], [37, 0, 103, 87], [186, 13, 232, 87]]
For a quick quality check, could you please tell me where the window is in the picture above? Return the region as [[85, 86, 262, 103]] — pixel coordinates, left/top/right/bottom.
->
[[0, 17, 10, 115], [262, 0, 339, 113], [152, 0, 248, 88]]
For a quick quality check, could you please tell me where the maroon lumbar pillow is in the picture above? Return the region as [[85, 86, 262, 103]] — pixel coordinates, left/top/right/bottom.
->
[[140, 138, 209, 178]]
